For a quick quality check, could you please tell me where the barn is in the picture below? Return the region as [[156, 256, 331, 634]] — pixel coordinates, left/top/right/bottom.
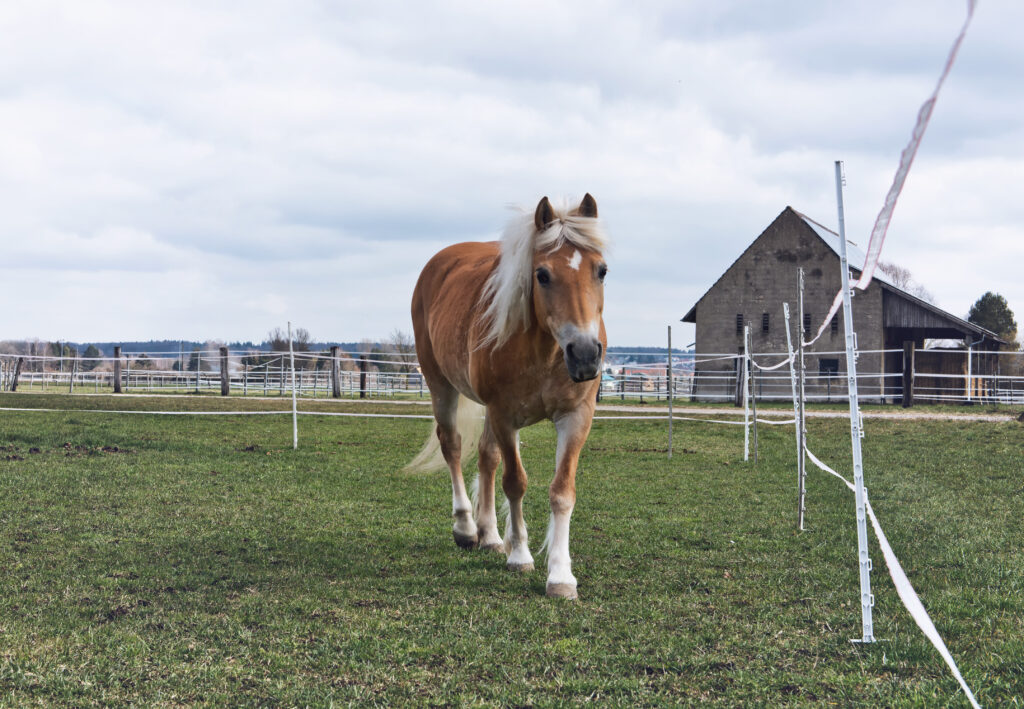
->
[[681, 207, 1003, 403]]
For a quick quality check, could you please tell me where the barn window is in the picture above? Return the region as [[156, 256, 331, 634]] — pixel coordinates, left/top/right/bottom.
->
[[762, 313, 770, 334], [735, 314, 745, 336], [831, 316, 839, 334], [819, 359, 839, 377], [803, 313, 812, 336]]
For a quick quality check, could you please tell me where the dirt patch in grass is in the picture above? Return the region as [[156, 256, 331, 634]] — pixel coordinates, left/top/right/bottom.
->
[[62, 442, 135, 457]]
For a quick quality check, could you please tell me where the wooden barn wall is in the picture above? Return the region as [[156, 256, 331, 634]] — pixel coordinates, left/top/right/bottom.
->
[[883, 290, 959, 330]]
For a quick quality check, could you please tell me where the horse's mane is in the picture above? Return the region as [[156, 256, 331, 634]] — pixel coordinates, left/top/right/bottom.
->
[[478, 199, 608, 349]]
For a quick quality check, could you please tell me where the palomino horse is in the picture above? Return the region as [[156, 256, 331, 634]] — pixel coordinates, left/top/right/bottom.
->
[[406, 194, 608, 599]]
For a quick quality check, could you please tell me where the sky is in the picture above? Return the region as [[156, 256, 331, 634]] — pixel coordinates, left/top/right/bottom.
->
[[1, 0, 1021, 347]]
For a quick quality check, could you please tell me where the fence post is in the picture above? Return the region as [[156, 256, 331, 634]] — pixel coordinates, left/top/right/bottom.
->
[[220, 346, 230, 396], [667, 325, 673, 459], [330, 346, 341, 398], [113, 346, 122, 393], [11, 357, 23, 392], [288, 322, 298, 449], [902, 341, 915, 408], [359, 355, 367, 399]]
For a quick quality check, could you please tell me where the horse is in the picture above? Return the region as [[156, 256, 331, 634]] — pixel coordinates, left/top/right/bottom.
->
[[406, 194, 608, 600]]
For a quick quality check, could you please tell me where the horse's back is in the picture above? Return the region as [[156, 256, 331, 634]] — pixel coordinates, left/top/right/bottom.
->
[[412, 241, 498, 398]]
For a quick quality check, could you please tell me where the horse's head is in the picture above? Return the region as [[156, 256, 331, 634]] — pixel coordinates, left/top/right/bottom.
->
[[531, 194, 607, 383]]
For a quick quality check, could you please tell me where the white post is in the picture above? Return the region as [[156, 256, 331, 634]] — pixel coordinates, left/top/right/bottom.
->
[[783, 303, 806, 530], [749, 326, 758, 464], [835, 160, 874, 643], [797, 268, 808, 530], [667, 325, 673, 459], [966, 345, 972, 403], [288, 322, 298, 449], [743, 325, 750, 462]]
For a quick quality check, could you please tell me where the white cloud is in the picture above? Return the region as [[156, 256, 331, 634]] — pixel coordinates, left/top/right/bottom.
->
[[0, 0, 1021, 345]]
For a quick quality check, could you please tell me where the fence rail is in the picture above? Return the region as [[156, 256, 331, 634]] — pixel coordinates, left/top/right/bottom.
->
[[2, 347, 1022, 406]]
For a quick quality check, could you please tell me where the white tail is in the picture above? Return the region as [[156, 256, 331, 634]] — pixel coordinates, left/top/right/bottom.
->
[[403, 395, 486, 474]]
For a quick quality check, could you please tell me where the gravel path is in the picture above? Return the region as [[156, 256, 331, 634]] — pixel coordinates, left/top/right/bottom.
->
[[594, 403, 1019, 423]]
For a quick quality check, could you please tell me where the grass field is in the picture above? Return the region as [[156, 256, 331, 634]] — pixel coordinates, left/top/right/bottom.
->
[[1, 392, 1021, 706]]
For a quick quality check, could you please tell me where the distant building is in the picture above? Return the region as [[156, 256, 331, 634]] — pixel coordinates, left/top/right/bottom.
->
[[681, 207, 1002, 402]]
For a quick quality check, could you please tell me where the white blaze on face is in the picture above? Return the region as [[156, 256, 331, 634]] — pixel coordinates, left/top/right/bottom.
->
[[567, 249, 582, 271]]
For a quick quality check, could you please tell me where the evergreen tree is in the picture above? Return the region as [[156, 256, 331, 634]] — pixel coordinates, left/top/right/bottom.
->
[[967, 292, 1018, 346], [81, 345, 101, 372]]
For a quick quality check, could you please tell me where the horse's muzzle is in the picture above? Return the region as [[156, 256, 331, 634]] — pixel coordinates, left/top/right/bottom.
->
[[565, 338, 603, 383]]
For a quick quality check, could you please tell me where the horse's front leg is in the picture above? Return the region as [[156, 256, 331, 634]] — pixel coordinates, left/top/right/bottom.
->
[[546, 408, 594, 599]]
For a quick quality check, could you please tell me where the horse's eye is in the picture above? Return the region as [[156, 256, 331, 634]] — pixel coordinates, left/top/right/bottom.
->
[[536, 268, 551, 286], [597, 264, 608, 282]]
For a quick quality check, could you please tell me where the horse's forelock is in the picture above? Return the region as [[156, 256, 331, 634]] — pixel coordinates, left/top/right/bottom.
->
[[478, 201, 607, 349]]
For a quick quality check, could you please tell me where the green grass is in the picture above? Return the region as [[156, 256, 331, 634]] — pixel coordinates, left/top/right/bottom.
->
[[0, 393, 1021, 706]]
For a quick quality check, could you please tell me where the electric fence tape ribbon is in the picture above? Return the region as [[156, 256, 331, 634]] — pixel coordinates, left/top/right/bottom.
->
[[804, 447, 981, 708], [805, 0, 977, 348]]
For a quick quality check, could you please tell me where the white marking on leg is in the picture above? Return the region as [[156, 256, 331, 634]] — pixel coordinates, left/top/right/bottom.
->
[[546, 412, 583, 591], [545, 507, 576, 587], [452, 483, 476, 539], [504, 497, 534, 569], [567, 249, 582, 271]]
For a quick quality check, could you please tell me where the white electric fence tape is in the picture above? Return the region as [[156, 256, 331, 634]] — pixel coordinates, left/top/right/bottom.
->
[[755, 417, 797, 426], [805, 0, 978, 348], [804, 447, 981, 708], [750, 355, 795, 372]]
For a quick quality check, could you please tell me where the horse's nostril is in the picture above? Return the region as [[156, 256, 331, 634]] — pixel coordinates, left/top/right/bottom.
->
[[566, 342, 576, 360]]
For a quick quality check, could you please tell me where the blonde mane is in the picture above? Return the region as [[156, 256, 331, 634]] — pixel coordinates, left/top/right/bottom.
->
[[478, 199, 608, 349]]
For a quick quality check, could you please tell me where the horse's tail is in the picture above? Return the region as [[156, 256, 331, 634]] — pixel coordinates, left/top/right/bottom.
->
[[403, 395, 486, 474]]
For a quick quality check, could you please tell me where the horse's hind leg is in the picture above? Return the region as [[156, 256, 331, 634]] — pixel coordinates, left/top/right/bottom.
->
[[433, 387, 477, 548], [474, 418, 504, 553]]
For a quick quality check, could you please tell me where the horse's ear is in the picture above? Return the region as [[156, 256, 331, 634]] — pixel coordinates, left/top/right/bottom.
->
[[534, 196, 555, 231], [577, 193, 598, 218]]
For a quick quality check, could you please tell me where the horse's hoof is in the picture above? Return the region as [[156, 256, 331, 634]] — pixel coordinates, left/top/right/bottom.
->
[[453, 531, 478, 549], [507, 561, 534, 573], [546, 582, 578, 600], [480, 542, 505, 555]]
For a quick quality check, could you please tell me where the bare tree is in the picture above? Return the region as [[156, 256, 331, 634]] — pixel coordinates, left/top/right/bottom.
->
[[264, 327, 314, 369], [386, 329, 417, 374], [878, 261, 936, 304]]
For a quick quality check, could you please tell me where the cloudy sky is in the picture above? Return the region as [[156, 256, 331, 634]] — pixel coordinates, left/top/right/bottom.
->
[[1, 0, 1020, 347]]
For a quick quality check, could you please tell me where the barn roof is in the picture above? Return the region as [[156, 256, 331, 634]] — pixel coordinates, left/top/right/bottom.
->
[[682, 206, 1002, 344]]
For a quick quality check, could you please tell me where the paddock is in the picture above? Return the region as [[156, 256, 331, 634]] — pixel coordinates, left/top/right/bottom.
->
[[0, 392, 1019, 705]]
